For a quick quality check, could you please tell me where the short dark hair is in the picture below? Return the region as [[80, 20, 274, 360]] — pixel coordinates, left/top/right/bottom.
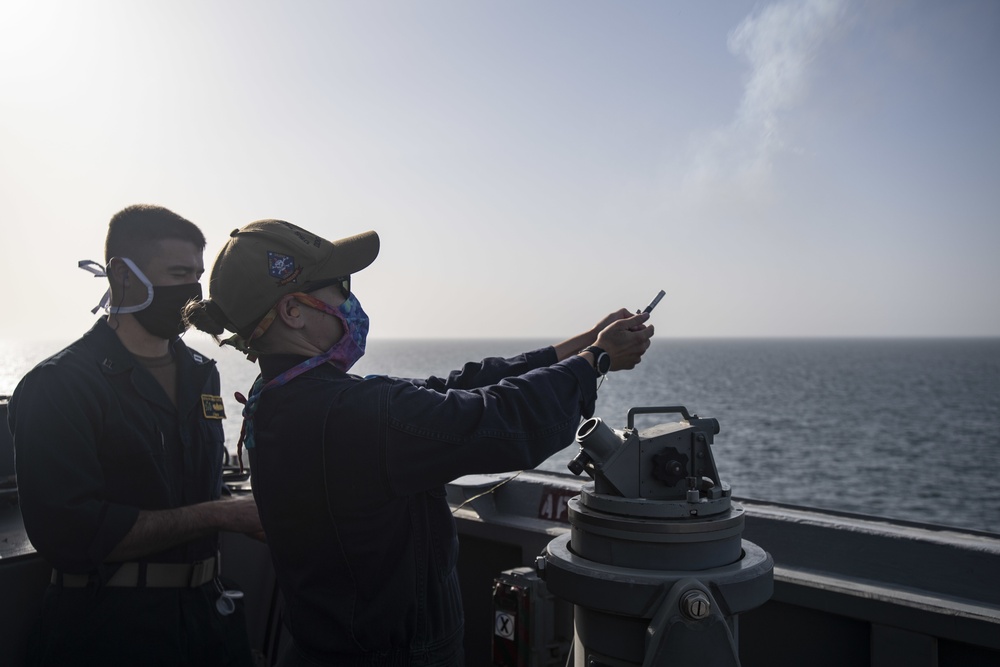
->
[[104, 205, 206, 267]]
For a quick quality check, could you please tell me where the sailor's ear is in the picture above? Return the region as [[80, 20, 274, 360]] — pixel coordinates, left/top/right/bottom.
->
[[106, 257, 130, 285], [276, 295, 306, 329], [104, 257, 132, 287]]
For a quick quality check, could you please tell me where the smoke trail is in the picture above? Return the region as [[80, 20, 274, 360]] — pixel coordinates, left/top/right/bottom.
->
[[684, 0, 846, 194]]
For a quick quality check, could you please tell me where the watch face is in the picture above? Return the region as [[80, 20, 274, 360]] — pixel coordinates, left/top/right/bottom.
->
[[596, 352, 611, 375]]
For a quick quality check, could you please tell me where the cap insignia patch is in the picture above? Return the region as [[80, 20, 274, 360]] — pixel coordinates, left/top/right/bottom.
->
[[267, 251, 302, 285]]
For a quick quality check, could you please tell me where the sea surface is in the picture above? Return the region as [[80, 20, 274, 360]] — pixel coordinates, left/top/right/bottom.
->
[[2, 335, 998, 534]]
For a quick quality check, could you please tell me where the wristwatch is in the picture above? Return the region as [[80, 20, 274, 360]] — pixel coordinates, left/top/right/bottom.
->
[[581, 346, 611, 376]]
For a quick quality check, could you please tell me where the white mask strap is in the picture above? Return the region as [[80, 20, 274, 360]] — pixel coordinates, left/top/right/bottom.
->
[[79, 260, 111, 314], [78, 257, 154, 315]]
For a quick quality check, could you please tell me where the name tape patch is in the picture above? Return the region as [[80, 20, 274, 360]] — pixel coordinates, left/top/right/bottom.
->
[[201, 394, 226, 420]]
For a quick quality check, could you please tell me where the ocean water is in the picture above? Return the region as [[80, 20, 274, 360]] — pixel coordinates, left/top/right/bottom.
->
[[3, 335, 998, 534]]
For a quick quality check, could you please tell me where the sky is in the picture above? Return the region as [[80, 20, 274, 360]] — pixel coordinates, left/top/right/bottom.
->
[[1, 0, 998, 341]]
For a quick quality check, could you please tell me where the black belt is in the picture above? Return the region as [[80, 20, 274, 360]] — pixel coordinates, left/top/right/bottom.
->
[[52, 556, 217, 588]]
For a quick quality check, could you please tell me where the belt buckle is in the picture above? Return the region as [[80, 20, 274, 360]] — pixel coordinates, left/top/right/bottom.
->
[[189, 557, 214, 587]]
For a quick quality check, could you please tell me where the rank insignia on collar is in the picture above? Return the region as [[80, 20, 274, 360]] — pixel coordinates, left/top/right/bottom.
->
[[201, 394, 226, 419]]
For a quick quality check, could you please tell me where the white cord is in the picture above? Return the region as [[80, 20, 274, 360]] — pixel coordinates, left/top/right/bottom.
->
[[451, 470, 524, 514]]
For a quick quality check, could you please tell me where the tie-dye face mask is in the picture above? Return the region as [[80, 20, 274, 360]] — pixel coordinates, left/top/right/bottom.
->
[[293, 292, 369, 373]]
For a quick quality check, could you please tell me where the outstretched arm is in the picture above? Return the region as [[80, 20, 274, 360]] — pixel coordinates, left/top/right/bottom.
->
[[551, 309, 628, 361], [552, 309, 653, 369]]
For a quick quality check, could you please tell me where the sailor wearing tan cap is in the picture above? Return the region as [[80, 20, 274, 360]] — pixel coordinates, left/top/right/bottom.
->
[[185, 219, 654, 666]]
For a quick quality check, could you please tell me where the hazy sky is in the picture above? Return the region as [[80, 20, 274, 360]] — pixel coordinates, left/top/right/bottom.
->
[[1, 0, 997, 341]]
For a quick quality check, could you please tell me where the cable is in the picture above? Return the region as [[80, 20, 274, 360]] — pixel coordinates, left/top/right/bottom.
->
[[451, 471, 523, 514]]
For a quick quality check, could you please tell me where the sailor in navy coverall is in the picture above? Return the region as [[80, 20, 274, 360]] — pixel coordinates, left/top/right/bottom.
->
[[186, 219, 654, 666], [10, 320, 251, 665], [8, 205, 261, 666]]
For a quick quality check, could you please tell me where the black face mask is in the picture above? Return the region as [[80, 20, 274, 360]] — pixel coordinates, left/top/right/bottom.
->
[[133, 283, 203, 339]]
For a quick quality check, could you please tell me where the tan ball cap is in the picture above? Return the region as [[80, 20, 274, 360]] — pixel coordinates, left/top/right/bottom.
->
[[209, 219, 379, 335]]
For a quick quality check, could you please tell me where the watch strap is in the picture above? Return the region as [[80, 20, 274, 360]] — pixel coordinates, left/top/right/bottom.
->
[[581, 345, 611, 375]]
